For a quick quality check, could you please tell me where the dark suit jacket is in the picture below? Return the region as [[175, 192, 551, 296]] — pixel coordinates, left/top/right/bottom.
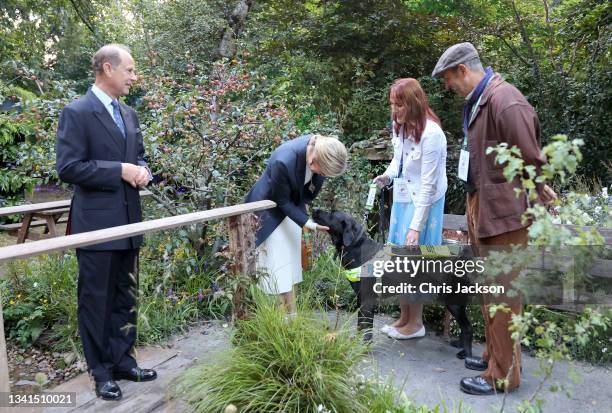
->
[[55, 89, 148, 250], [245, 135, 325, 246]]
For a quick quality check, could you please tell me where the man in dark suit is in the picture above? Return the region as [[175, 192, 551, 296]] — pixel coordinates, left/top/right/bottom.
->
[[56, 44, 156, 401]]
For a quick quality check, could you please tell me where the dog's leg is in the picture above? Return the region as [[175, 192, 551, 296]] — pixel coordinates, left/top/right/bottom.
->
[[443, 309, 452, 339], [351, 279, 374, 341], [446, 304, 473, 359]]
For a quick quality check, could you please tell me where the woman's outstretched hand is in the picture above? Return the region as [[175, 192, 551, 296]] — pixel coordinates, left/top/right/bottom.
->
[[373, 174, 391, 188], [303, 220, 329, 232]]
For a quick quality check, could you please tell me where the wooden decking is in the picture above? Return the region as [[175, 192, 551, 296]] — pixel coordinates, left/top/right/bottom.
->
[[17, 321, 231, 413]]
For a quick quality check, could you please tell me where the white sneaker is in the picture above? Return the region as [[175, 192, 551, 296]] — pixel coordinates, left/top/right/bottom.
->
[[388, 326, 426, 340], [380, 324, 396, 334]]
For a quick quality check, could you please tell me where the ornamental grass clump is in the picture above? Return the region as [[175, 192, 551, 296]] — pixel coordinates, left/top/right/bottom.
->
[[172, 290, 378, 412]]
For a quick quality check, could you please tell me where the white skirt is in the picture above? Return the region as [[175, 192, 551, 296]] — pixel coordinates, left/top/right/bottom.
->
[[256, 216, 303, 294]]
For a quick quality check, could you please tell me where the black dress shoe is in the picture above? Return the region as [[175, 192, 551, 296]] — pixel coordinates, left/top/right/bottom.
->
[[114, 367, 157, 382], [459, 376, 496, 395], [465, 356, 488, 371], [95, 380, 122, 401]]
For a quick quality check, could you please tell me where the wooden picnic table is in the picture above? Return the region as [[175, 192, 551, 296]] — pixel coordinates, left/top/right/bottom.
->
[[0, 190, 153, 244]]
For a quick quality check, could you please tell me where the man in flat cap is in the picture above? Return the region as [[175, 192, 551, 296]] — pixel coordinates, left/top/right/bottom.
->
[[432, 42, 556, 395]]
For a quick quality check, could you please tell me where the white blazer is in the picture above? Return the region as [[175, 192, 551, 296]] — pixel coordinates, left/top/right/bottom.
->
[[383, 119, 447, 231]]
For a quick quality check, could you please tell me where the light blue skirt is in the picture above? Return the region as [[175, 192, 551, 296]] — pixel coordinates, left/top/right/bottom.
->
[[387, 195, 445, 246]]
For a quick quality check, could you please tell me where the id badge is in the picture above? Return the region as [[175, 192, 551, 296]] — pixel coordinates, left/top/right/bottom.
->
[[458, 149, 469, 181], [393, 178, 412, 203]]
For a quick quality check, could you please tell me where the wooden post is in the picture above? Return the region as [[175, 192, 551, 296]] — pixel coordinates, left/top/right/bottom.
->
[[0, 290, 10, 394], [227, 213, 257, 321], [16, 213, 33, 244]]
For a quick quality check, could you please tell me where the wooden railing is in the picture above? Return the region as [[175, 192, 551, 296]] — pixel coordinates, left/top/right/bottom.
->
[[0, 208, 609, 394], [0, 200, 276, 394]]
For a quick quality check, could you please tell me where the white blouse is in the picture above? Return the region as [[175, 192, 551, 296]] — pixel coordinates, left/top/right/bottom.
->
[[383, 119, 447, 231]]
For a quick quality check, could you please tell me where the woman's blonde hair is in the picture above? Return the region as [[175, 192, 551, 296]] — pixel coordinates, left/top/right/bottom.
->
[[310, 134, 348, 177]]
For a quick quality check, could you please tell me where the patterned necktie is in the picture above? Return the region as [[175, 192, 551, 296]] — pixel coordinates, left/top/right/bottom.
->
[[111, 100, 126, 139]]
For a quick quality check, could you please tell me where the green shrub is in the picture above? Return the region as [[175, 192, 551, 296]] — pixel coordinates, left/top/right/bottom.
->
[[522, 306, 612, 365], [300, 248, 356, 312], [172, 289, 432, 413], [1, 230, 233, 353], [1, 255, 79, 350]]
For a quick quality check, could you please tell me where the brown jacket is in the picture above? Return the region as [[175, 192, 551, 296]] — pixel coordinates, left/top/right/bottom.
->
[[467, 74, 546, 239]]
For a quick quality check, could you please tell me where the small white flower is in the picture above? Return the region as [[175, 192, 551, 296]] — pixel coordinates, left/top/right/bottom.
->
[[602, 187, 608, 198], [602, 347, 607, 353], [33, 282, 38, 288], [595, 206, 602, 212]]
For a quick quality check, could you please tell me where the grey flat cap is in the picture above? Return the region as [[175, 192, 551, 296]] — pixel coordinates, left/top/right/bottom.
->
[[432, 42, 479, 77]]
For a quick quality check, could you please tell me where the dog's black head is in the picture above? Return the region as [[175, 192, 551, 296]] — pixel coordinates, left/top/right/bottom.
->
[[312, 209, 364, 248]]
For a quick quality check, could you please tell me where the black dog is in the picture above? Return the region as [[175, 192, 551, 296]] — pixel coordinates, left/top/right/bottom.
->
[[313, 209, 473, 358]]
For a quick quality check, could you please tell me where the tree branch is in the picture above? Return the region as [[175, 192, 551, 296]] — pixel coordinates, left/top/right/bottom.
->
[[217, 0, 255, 58], [494, 30, 531, 67], [68, 0, 97, 37]]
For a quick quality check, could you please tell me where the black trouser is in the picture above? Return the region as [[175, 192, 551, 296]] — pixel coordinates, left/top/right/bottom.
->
[[76, 249, 139, 382]]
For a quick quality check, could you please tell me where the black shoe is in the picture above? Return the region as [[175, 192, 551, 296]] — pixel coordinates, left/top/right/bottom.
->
[[95, 380, 122, 401], [465, 356, 488, 371], [114, 367, 157, 382], [459, 376, 496, 395]]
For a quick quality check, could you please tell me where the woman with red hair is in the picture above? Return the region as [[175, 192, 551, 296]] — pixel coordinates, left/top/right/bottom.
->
[[374, 78, 448, 339]]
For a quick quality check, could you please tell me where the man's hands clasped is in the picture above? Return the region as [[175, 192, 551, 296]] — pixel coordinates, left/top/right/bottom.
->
[[121, 163, 150, 188]]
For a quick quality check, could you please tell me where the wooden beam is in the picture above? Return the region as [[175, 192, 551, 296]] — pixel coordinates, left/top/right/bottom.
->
[[15, 213, 33, 244], [0, 200, 275, 266], [228, 213, 257, 321], [0, 291, 9, 394]]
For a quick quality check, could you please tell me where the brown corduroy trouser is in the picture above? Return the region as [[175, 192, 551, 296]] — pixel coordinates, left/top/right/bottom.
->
[[466, 193, 526, 391]]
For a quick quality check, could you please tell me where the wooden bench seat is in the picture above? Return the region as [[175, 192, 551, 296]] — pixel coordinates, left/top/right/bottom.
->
[[0, 216, 68, 232]]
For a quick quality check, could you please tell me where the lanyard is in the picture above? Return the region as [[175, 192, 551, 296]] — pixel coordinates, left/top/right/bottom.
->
[[397, 125, 406, 178], [398, 138, 406, 178], [462, 91, 486, 149]]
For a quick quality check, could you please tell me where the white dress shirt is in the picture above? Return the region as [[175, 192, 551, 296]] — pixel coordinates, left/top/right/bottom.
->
[[383, 119, 447, 231], [91, 84, 116, 119]]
